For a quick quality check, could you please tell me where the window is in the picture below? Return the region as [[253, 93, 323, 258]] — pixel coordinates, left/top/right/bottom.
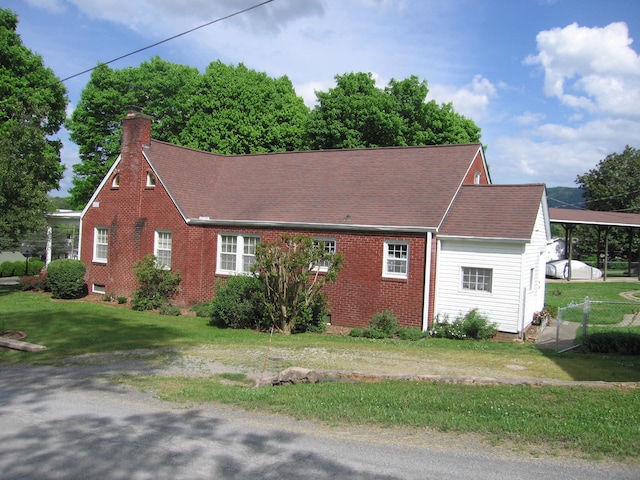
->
[[462, 267, 492, 292], [92, 284, 106, 294], [93, 227, 108, 263], [155, 231, 172, 269], [111, 173, 120, 188], [383, 241, 409, 278], [313, 238, 336, 271], [217, 234, 259, 275], [146, 172, 156, 187]]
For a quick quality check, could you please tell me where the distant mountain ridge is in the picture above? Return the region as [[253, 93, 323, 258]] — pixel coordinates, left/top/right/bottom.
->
[[546, 187, 585, 209]]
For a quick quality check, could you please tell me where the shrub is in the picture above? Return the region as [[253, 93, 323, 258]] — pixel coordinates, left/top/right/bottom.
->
[[131, 254, 181, 311], [292, 292, 329, 334], [209, 275, 267, 329], [46, 259, 87, 299], [584, 331, 640, 355], [397, 327, 427, 341], [430, 309, 497, 340], [19, 275, 44, 291], [11, 260, 26, 277], [26, 259, 44, 276], [191, 301, 216, 318], [0, 261, 14, 277], [349, 328, 363, 337], [117, 296, 128, 304], [370, 310, 398, 335], [159, 304, 181, 316]]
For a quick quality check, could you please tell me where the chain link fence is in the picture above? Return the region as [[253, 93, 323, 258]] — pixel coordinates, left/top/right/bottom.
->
[[551, 297, 640, 353]]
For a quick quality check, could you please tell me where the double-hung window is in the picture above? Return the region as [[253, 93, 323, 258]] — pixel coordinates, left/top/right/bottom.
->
[[155, 230, 172, 269], [462, 267, 492, 292], [93, 227, 108, 263], [383, 241, 409, 279], [217, 234, 260, 275], [312, 238, 336, 272]]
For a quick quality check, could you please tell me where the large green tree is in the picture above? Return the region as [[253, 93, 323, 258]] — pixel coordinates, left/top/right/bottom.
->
[[575, 146, 640, 264], [67, 59, 309, 208], [306, 72, 481, 149], [67, 58, 201, 208], [177, 61, 309, 154], [0, 8, 67, 250]]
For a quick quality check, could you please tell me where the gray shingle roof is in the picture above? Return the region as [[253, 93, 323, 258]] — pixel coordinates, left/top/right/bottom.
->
[[145, 140, 486, 231], [439, 184, 546, 240]]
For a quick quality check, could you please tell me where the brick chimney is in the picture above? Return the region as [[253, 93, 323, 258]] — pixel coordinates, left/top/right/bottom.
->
[[121, 106, 152, 154]]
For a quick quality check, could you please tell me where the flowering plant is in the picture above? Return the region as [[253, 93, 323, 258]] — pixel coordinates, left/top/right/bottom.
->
[[532, 309, 551, 326]]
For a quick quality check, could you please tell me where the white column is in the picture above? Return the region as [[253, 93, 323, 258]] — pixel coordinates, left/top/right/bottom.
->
[[45, 224, 53, 266]]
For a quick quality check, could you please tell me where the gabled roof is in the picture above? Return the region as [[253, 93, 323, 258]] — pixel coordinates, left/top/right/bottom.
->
[[144, 140, 486, 231], [439, 184, 547, 241]]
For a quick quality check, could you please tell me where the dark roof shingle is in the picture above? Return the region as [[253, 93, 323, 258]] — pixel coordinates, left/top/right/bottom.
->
[[145, 140, 485, 230], [439, 184, 546, 240]]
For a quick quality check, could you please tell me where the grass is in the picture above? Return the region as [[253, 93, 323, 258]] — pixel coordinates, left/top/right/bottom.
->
[[2, 283, 640, 462], [120, 375, 640, 461]]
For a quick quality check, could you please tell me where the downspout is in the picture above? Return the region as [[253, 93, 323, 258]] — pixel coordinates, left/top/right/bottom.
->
[[422, 232, 433, 331]]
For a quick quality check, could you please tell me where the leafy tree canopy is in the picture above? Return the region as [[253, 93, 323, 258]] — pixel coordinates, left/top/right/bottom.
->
[[576, 146, 640, 213], [0, 8, 67, 250], [306, 72, 481, 149], [66, 58, 308, 208]]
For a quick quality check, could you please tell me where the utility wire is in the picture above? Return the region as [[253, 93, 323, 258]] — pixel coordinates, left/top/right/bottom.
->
[[59, 0, 274, 83]]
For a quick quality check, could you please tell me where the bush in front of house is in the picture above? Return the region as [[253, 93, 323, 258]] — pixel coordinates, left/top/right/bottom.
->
[[0, 261, 14, 277], [584, 331, 640, 355], [292, 292, 329, 334], [46, 259, 87, 299], [430, 309, 497, 340], [208, 275, 268, 329], [11, 260, 27, 276], [26, 259, 44, 276], [131, 254, 181, 311]]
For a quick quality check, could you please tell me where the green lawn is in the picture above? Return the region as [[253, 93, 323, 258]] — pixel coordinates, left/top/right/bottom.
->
[[2, 283, 640, 462]]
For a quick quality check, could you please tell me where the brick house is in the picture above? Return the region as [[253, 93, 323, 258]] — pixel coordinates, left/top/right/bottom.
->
[[79, 109, 550, 334]]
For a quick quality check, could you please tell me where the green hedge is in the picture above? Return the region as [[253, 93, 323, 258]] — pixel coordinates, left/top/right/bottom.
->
[[584, 331, 640, 355]]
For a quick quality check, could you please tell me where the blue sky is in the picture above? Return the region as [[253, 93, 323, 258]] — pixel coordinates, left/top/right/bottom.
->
[[5, 0, 640, 197]]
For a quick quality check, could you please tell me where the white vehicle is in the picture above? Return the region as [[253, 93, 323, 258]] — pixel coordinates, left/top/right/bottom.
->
[[546, 259, 603, 280]]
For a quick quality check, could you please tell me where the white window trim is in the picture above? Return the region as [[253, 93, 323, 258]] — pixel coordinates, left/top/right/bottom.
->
[[312, 237, 337, 272], [154, 230, 172, 270], [93, 227, 108, 263], [92, 283, 106, 294], [382, 240, 409, 279], [146, 172, 156, 187], [461, 266, 493, 293], [216, 233, 260, 275]]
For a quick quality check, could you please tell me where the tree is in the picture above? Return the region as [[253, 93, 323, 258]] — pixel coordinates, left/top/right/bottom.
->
[[67, 59, 308, 208], [0, 8, 67, 250], [67, 58, 201, 208], [306, 72, 481, 150], [575, 146, 640, 265], [177, 61, 309, 154], [253, 234, 344, 335], [576, 146, 640, 213]]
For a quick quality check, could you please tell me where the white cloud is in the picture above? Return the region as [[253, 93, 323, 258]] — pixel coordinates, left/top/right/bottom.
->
[[428, 75, 497, 121], [514, 111, 546, 127], [525, 22, 640, 119], [64, 0, 324, 34], [489, 117, 640, 186]]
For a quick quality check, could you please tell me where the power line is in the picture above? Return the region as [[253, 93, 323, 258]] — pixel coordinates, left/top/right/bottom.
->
[[59, 0, 275, 83]]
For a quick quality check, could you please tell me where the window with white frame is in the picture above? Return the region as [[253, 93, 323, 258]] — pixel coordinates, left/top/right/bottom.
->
[[462, 267, 492, 292], [93, 227, 108, 263], [312, 238, 336, 271], [155, 230, 172, 269], [146, 172, 156, 187], [217, 234, 260, 275], [383, 241, 409, 278]]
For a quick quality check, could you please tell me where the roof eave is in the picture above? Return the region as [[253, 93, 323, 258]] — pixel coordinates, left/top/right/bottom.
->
[[186, 218, 437, 233], [438, 235, 530, 244]]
